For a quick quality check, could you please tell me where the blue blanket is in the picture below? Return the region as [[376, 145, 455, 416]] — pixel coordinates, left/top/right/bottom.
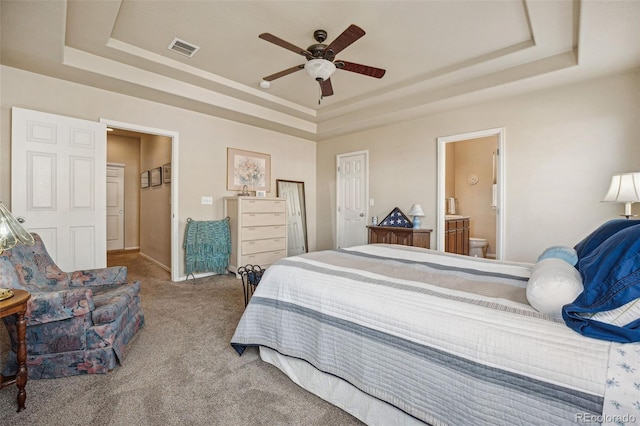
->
[[563, 223, 640, 342], [183, 219, 231, 275]]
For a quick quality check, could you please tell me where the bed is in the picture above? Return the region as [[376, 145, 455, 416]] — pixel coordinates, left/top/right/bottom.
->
[[231, 222, 640, 425]]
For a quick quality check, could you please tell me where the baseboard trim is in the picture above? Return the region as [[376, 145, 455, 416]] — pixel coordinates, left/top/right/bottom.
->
[[107, 248, 140, 255], [139, 252, 171, 272]]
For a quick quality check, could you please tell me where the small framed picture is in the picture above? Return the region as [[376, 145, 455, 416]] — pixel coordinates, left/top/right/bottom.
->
[[163, 163, 171, 184], [141, 171, 150, 188], [150, 167, 162, 187], [256, 190, 266, 197]]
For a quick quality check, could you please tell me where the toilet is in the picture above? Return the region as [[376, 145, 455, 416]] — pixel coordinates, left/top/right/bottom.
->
[[469, 237, 488, 258]]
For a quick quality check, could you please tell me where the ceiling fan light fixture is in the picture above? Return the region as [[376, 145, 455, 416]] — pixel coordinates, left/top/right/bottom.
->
[[305, 59, 336, 81]]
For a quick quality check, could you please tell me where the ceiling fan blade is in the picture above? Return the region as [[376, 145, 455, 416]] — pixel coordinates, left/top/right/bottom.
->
[[259, 33, 312, 59], [336, 61, 386, 79], [319, 78, 334, 97], [324, 24, 366, 60], [263, 65, 305, 81]]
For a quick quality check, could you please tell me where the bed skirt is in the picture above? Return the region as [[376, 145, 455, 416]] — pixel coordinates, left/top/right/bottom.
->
[[259, 346, 428, 426]]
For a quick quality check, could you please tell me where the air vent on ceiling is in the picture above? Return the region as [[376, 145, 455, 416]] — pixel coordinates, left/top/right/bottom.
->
[[168, 37, 200, 58]]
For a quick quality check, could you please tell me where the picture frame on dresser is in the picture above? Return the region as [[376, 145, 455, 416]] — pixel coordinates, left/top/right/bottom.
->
[[227, 148, 271, 192]]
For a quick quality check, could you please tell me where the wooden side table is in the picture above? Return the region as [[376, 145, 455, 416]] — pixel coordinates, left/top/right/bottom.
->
[[0, 289, 31, 412]]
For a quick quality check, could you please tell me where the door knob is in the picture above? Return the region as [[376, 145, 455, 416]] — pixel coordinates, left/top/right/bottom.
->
[[359, 213, 364, 217]]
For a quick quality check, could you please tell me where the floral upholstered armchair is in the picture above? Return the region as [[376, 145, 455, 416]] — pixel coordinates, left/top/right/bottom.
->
[[0, 234, 144, 379]]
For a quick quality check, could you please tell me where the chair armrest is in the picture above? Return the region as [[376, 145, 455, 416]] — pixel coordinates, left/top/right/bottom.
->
[[25, 288, 94, 326], [69, 266, 128, 287]]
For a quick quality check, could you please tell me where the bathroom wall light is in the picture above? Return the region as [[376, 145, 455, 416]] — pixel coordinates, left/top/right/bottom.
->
[[603, 172, 640, 218], [408, 204, 425, 229]]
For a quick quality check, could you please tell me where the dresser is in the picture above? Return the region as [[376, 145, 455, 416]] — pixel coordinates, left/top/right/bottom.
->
[[445, 217, 470, 255], [224, 197, 287, 277], [367, 226, 432, 249]]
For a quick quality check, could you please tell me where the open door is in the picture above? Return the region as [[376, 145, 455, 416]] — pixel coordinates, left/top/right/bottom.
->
[[11, 107, 107, 271]]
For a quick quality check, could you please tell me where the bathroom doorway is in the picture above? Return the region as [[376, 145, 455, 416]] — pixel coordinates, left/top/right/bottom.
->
[[437, 128, 505, 260]]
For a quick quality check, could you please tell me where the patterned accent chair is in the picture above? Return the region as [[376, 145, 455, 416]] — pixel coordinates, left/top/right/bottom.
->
[[0, 234, 144, 379]]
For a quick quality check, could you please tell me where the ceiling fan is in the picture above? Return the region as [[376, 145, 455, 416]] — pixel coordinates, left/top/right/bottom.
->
[[259, 24, 386, 99]]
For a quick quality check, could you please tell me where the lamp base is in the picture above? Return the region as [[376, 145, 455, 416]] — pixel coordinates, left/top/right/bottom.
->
[[412, 217, 421, 229], [0, 288, 14, 301], [621, 214, 638, 219]]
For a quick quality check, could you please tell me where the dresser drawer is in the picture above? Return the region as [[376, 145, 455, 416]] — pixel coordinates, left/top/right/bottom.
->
[[241, 225, 285, 240], [242, 212, 285, 227], [241, 250, 286, 266], [241, 199, 285, 213], [242, 238, 286, 255]]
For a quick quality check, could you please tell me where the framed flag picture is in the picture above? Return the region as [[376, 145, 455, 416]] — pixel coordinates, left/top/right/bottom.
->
[[378, 207, 412, 228]]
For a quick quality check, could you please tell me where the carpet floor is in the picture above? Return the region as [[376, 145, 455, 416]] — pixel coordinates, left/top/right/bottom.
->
[[0, 252, 362, 425]]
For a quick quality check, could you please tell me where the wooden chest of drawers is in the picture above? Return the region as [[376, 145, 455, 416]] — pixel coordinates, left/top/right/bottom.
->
[[224, 197, 287, 277]]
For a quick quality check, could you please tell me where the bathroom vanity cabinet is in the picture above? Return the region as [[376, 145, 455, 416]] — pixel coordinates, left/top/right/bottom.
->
[[445, 217, 470, 255], [367, 226, 432, 249]]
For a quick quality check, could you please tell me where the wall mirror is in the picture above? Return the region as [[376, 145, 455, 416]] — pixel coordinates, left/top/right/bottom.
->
[[276, 179, 308, 256]]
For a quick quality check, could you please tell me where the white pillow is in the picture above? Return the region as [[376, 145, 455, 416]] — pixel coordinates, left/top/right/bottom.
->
[[526, 258, 583, 317]]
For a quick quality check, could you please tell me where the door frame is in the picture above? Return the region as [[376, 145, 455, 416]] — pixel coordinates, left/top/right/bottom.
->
[[101, 118, 180, 282], [436, 127, 505, 260], [335, 150, 369, 249]]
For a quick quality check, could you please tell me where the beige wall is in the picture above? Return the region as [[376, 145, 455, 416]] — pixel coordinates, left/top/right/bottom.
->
[[107, 134, 141, 249], [140, 135, 172, 268], [317, 70, 640, 262], [0, 65, 317, 279]]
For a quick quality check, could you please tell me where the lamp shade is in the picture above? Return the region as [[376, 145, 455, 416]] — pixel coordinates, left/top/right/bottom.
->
[[408, 204, 425, 217], [603, 173, 640, 218], [304, 59, 336, 81], [603, 173, 640, 202], [0, 201, 35, 254]]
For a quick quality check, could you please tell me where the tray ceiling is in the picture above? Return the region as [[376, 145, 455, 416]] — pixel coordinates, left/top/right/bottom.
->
[[2, 0, 639, 140]]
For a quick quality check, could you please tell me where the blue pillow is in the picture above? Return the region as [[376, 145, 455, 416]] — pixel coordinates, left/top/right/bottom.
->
[[574, 219, 640, 260], [537, 246, 578, 266], [563, 224, 640, 342]]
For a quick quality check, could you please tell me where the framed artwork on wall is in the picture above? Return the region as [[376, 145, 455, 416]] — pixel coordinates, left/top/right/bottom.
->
[[227, 148, 271, 192], [141, 171, 150, 188], [163, 163, 171, 183], [150, 167, 162, 187]]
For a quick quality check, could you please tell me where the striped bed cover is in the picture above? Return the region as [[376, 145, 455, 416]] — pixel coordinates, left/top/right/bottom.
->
[[231, 244, 624, 425]]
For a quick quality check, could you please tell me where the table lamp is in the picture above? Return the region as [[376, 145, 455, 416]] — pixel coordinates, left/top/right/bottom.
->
[[602, 173, 640, 219], [408, 204, 425, 229], [0, 201, 35, 300]]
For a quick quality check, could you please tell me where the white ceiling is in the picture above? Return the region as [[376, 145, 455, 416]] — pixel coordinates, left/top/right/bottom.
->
[[2, 0, 639, 141]]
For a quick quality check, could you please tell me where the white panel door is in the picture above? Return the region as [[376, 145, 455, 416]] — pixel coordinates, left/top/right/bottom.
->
[[337, 151, 368, 248], [280, 181, 305, 256], [11, 107, 107, 271], [106, 164, 125, 251]]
